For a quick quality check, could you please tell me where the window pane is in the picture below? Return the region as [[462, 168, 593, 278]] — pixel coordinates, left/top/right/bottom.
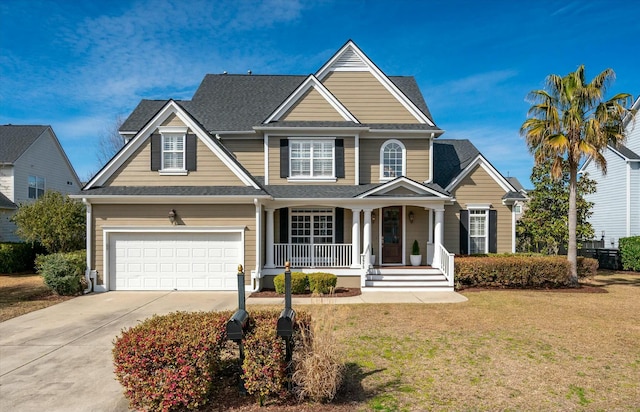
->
[[382, 141, 403, 178]]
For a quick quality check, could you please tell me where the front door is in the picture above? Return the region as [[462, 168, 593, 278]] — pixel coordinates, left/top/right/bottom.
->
[[382, 206, 402, 264]]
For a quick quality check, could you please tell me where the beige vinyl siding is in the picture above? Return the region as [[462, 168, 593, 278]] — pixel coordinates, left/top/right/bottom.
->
[[443, 165, 512, 254], [161, 113, 185, 127], [322, 71, 419, 124], [106, 137, 246, 186], [267, 136, 356, 185], [359, 138, 430, 183], [221, 138, 264, 177], [282, 89, 345, 121], [91, 203, 255, 286]]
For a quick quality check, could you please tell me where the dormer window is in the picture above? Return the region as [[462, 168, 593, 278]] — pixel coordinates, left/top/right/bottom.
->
[[151, 126, 195, 175], [380, 139, 405, 181]]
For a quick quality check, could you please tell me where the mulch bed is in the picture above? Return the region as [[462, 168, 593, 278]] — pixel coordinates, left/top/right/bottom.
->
[[249, 287, 361, 298], [460, 284, 608, 293]]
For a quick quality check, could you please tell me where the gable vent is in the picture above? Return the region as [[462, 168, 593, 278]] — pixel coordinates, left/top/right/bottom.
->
[[333, 48, 367, 69]]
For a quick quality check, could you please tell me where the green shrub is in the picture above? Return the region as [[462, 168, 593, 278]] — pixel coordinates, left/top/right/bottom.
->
[[619, 236, 640, 271], [307, 272, 337, 294], [273, 272, 308, 294], [35, 250, 86, 295], [455, 255, 585, 289], [112, 311, 230, 412], [412, 240, 420, 255], [0, 242, 44, 273]]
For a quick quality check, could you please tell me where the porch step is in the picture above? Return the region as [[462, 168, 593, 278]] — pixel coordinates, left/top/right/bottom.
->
[[365, 269, 453, 291]]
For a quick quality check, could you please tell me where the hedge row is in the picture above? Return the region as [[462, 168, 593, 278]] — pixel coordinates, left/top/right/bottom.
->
[[619, 236, 640, 271], [273, 272, 337, 294], [35, 250, 86, 295], [0, 242, 45, 273], [113, 309, 314, 411], [455, 255, 598, 289]]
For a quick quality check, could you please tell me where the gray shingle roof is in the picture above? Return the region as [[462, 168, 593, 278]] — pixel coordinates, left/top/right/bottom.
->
[[0, 192, 16, 209], [614, 144, 640, 160], [432, 139, 481, 188], [80, 186, 268, 197], [265, 184, 380, 199], [119, 74, 440, 133], [0, 125, 48, 163], [502, 191, 527, 201]]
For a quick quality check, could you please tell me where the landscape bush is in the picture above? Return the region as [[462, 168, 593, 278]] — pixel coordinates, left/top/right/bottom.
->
[[35, 250, 86, 295], [0, 242, 44, 273], [307, 272, 337, 294], [455, 255, 597, 289], [619, 236, 640, 271], [273, 272, 308, 294], [242, 309, 312, 405], [112, 311, 230, 412]]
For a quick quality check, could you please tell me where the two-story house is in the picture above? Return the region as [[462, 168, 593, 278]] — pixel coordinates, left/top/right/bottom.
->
[[580, 95, 640, 248], [77, 41, 523, 293], [0, 125, 82, 242]]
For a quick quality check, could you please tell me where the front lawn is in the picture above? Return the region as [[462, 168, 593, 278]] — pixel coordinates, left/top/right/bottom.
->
[[0, 273, 71, 322], [218, 270, 640, 411]]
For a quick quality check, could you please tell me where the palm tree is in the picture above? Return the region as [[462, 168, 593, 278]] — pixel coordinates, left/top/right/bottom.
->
[[521, 65, 634, 285]]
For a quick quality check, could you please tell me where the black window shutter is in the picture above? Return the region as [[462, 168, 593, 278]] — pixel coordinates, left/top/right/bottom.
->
[[459, 210, 469, 255], [335, 207, 344, 243], [186, 134, 197, 171], [280, 139, 289, 178], [335, 139, 345, 178], [151, 134, 161, 171], [489, 209, 498, 253], [279, 207, 288, 243]]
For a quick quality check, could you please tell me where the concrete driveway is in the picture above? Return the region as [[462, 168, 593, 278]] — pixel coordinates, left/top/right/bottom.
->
[[0, 291, 239, 412]]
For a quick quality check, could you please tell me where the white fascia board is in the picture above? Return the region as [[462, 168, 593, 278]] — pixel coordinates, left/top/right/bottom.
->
[[445, 155, 516, 193], [365, 129, 444, 136], [85, 100, 260, 190], [358, 177, 449, 199], [315, 41, 434, 126], [69, 194, 271, 204], [264, 75, 358, 123]]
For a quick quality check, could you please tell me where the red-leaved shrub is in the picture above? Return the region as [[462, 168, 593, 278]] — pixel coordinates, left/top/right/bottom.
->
[[113, 311, 230, 412]]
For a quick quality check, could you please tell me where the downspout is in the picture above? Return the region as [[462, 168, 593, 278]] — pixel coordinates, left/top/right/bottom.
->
[[82, 199, 93, 294], [250, 198, 263, 292]]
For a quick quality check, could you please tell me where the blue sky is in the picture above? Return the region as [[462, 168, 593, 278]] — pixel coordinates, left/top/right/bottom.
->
[[1, 0, 639, 186]]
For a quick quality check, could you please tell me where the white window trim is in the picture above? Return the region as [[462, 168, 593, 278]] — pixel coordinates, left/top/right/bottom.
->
[[468, 208, 489, 254], [160, 133, 186, 173], [287, 138, 336, 181], [28, 175, 45, 199], [379, 139, 406, 182]]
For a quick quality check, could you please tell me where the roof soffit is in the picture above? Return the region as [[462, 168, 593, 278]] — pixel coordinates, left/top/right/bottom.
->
[[314, 40, 434, 126]]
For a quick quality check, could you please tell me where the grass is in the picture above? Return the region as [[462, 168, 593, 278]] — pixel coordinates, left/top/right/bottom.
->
[[231, 270, 640, 411], [0, 273, 71, 322]]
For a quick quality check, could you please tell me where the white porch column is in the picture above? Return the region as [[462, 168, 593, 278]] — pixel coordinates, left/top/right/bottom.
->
[[363, 209, 372, 256], [351, 208, 361, 268], [265, 208, 275, 268], [433, 208, 445, 267]]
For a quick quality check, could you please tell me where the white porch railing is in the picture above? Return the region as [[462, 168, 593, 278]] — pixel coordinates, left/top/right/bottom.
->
[[436, 243, 455, 287], [274, 243, 353, 268]]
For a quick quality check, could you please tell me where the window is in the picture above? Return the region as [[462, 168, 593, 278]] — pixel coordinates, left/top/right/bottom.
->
[[290, 140, 334, 179], [514, 204, 522, 214], [290, 208, 334, 245], [162, 134, 185, 170], [469, 209, 488, 254], [380, 139, 405, 180], [28, 176, 45, 199]]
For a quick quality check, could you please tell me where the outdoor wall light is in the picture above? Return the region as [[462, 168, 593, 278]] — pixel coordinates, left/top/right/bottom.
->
[[168, 209, 177, 224], [408, 210, 414, 223]]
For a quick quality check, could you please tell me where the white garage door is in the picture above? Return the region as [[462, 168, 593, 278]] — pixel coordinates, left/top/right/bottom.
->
[[109, 232, 242, 291]]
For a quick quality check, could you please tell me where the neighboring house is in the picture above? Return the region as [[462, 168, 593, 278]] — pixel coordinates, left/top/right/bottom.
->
[[77, 40, 523, 293], [580, 96, 640, 248], [0, 125, 82, 242]]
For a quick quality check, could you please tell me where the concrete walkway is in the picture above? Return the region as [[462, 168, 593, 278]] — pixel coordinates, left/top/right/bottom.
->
[[0, 290, 466, 412]]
